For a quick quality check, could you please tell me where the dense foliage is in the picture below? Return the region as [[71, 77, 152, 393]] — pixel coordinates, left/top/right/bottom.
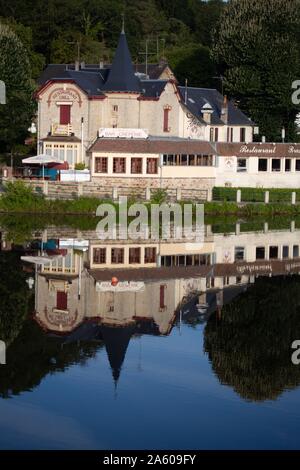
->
[[204, 276, 300, 401], [0, 0, 299, 152], [213, 0, 300, 141], [0, 24, 35, 154]]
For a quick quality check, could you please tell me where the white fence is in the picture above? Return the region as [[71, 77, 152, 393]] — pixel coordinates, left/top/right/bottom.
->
[[60, 170, 90, 182]]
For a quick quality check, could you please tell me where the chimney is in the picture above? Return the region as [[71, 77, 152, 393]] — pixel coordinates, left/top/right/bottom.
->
[[221, 95, 228, 124], [75, 60, 80, 71], [201, 103, 214, 124]]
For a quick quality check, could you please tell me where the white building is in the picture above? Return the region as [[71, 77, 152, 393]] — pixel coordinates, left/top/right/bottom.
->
[[35, 28, 300, 191]]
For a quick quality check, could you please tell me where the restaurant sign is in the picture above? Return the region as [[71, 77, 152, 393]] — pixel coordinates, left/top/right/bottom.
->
[[96, 281, 145, 292], [98, 128, 148, 139], [217, 143, 300, 158], [239, 145, 300, 156]]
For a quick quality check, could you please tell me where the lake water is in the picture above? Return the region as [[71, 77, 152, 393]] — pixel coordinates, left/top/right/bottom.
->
[[0, 216, 300, 450]]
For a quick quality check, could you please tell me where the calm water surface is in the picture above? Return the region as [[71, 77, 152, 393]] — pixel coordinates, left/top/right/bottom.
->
[[0, 218, 300, 449]]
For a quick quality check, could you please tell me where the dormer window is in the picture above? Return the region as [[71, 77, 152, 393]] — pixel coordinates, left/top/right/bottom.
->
[[201, 102, 213, 124]]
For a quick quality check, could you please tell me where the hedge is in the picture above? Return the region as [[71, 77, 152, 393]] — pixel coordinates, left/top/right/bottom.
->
[[213, 187, 300, 203]]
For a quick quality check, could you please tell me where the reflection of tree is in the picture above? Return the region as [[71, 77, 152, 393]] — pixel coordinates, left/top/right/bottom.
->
[[204, 276, 300, 402], [0, 252, 31, 345], [0, 319, 102, 398]]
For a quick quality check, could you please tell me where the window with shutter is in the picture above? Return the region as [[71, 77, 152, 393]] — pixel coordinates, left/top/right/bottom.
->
[[56, 291, 68, 310], [59, 105, 71, 125]]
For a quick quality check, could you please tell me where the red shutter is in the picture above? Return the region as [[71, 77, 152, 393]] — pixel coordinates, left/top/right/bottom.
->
[[163, 109, 169, 132], [60, 105, 71, 125], [56, 291, 68, 310]]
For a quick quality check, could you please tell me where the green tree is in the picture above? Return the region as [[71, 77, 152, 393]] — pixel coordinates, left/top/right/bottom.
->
[[204, 276, 300, 401], [212, 0, 300, 142], [0, 23, 35, 154], [167, 44, 216, 87]]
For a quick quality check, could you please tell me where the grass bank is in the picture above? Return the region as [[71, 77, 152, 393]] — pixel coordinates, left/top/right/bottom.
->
[[1, 181, 300, 217]]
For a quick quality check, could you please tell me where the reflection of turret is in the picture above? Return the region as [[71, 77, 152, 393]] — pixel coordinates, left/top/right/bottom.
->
[[100, 324, 135, 385]]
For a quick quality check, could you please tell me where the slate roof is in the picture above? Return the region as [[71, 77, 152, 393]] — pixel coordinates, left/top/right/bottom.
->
[[178, 86, 254, 126], [102, 31, 140, 93], [37, 31, 253, 125]]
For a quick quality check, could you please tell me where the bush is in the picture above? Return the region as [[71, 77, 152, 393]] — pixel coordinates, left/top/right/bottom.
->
[[75, 163, 86, 170], [150, 188, 168, 204], [0, 180, 44, 211]]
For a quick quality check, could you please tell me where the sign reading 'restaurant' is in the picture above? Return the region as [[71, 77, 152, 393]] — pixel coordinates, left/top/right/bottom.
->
[[239, 145, 300, 155], [217, 143, 300, 158]]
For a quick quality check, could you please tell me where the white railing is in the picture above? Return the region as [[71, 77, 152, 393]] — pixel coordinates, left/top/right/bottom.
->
[[51, 123, 73, 136]]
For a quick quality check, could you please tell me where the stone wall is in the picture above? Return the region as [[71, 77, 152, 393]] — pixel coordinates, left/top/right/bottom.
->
[[24, 177, 213, 202]]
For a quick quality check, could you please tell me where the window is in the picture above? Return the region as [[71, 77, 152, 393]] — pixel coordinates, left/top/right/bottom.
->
[[45, 145, 52, 156], [269, 246, 279, 259], [181, 154, 188, 165], [147, 158, 158, 174], [237, 158, 247, 172], [112, 105, 118, 112], [131, 158, 142, 174], [95, 157, 108, 173], [256, 247, 265, 260], [129, 247, 141, 264], [93, 248, 106, 264], [240, 127, 246, 142], [113, 157, 126, 173], [227, 127, 234, 142], [272, 159, 281, 172], [66, 145, 73, 165], [145, 247, 156, 263], [111, 248, 124, 264], [160, 285, 166, 309], [258, 158, 268, 172], [210, 128, 218, 142], [56, 291, 67, 310], [285, 159, 291, 172], [59, 105, 71, 125], [296, 160, 300, 171], [163, 106, 171, 132], [282, 246, 289, 259], [293, 245, 299, 258], [201, 155, 213, 166], [53, 145, 59, 158], [235, 246, 245, 261], [59, 145, 65, 160]]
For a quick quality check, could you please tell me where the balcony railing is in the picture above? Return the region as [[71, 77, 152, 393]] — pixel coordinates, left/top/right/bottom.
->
[[51, 123, 73, 136]]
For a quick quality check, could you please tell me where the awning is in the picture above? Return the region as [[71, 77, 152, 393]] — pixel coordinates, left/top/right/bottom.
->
[[21, 255, 62, 265], [22, 154, 62, 165]]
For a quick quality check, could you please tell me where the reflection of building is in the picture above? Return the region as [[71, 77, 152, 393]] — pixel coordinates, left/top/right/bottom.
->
[[25, 224, 300, 386], [32, 224, 300, 335]]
